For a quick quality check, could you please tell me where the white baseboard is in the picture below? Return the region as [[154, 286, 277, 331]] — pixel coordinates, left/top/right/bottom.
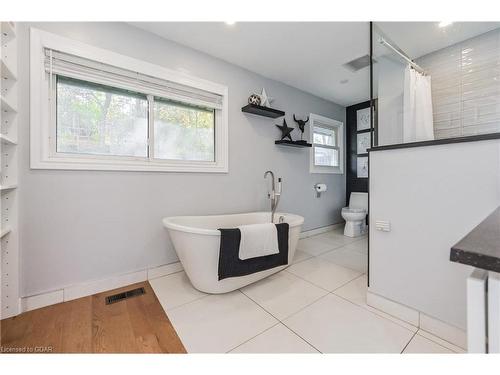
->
[[147, 262, 183, 280], [63, 270, 148, 302], [420, 313, 467, 350], [300, 222, 344, 239], [19, 261, 183, 313], [417, 329, 466, 353], [366, 290, 467, 350], [366, 291, 420, 326]]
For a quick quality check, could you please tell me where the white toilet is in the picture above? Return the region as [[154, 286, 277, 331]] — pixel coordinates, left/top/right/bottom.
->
[[341, 192, 368, 237]]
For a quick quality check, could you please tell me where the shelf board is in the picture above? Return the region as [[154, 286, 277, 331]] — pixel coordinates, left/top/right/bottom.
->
[[275, 140, 312, 148], [1, 22, 16, 43], [1, 226, 12, 238], [1, 59, 17, 81], [0, 183, 18, 192], [242, 104, 285, 119], [1, 95, 17, 113], [0, 133, 17, 145]]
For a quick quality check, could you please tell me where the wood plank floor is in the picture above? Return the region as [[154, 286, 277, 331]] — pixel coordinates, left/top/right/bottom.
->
[[0, 282, 186, 353]]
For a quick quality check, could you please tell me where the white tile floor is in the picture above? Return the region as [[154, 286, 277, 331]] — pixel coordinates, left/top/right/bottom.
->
[[151, 228, 461, 353]]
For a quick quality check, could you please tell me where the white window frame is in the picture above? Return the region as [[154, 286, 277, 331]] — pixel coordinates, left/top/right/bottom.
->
[[309, 113, 344, 174], [30, 28, 229, 173]]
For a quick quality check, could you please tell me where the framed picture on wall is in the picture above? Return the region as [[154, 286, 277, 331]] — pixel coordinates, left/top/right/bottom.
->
[[357, 132, 370, 154], [356, 107, 371, 131], [357, 156, 368, 178]]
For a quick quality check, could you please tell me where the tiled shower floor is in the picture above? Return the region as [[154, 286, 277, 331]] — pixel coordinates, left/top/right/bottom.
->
[[150, 228, 463, 353]]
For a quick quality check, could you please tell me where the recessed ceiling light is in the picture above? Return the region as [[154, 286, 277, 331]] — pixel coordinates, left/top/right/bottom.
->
[[438, 21, 453, 28], [225, 21, 236, 26]]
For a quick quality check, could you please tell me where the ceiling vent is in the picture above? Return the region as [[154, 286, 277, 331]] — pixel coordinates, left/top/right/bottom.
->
[[342, 55, 374, 72]]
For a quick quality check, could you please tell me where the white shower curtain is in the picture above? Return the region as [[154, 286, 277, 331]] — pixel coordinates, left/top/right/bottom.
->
[[403, 65, 434, 143]]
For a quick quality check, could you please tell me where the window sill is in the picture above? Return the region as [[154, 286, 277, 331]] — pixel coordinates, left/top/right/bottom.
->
[[310, 167, 344, 175], [30, 155, 228, 173]]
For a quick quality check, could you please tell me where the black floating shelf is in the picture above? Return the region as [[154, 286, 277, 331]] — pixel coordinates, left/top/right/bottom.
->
[[275, 140, 312, 148], [242, 104, 285, 119]]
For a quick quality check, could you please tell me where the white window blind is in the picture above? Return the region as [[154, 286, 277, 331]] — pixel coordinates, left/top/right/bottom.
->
[[44, 48, 223, 110]]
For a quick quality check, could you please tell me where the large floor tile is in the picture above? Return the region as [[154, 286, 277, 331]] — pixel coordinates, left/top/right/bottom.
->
[[287, 257, 361, 291], [149, 271, 207, 310], [241, 271, 328, 320], [403, 333, 454, 354], [296, 236, 344, 256], [230, 324, 319, 353], [284, 294, 415, 353], [292, 249, 312, 264], [333, 275, 417, 332], [320, 247, 368, 273], [167, 291, 278, 353], [314, 230, 362, 246], [343, 239, 368, 254]]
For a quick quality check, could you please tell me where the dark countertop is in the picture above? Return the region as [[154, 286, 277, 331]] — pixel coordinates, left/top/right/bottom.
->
[[450, 207, 500, 273]]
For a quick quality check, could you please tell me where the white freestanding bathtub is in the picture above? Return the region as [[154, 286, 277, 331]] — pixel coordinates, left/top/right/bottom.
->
[[163, 212, 304, 293]]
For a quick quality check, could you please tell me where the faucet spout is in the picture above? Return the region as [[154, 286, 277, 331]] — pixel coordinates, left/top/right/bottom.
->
[[264, 170, 275, 184]]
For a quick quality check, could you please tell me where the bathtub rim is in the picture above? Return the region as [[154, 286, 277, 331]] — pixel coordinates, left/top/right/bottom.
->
[[162, 211, 304, 236]]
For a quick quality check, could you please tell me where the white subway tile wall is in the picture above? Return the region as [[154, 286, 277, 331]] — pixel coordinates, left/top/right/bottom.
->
[[417, 28, 500, 139]]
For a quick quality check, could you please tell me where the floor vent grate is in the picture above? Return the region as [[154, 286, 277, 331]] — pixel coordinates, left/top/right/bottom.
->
[[105, 287, 145, 305]]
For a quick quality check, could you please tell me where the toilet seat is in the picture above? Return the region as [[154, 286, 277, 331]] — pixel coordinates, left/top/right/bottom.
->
[[342, 207, 366, 214]]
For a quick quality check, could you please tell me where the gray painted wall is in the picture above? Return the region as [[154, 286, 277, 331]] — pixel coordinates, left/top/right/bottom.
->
[[18, 22, 346, 296]]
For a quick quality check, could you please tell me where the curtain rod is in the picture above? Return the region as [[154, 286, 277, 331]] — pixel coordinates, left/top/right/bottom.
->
[[379, 37, 426, 75]]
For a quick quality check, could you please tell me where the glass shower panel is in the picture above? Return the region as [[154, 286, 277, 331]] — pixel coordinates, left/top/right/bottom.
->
[[371, 28, 407, 146]]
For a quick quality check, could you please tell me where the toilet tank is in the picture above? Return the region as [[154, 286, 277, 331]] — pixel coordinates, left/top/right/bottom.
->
[[349, 192, 368, 211]]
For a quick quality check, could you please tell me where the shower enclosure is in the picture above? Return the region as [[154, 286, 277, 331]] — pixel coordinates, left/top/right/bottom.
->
[[370, 22, 500, 148]]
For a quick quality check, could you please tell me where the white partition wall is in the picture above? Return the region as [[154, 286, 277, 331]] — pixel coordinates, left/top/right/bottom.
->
[[369, 139, 500, 331], [1, 21, 20, 318]]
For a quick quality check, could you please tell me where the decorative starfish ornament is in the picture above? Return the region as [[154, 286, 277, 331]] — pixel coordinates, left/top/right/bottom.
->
[[276, 119, 294, 141]]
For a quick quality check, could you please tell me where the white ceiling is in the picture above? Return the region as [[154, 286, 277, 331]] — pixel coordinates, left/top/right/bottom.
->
[[131, 22, 500, 107], [131, 22, 370, 106]]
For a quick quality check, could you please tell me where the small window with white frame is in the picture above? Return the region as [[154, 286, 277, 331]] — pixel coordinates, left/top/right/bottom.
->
[[309, 113, 344, 174], [30, 28, 228, 173]]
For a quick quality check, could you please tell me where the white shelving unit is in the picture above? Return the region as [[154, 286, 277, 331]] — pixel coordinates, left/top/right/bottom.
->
[[1, 21, 20, 319]]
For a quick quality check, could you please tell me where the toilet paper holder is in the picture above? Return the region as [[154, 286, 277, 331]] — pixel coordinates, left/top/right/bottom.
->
[[314, 183, 327, 198]]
